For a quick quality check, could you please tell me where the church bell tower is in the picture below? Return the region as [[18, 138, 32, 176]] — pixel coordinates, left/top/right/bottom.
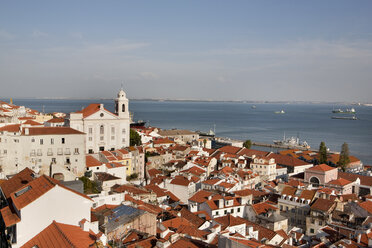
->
[[115, 88, 129, 119]]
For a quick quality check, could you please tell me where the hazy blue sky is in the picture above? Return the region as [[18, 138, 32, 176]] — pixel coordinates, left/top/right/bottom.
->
[[1, 1, 372, 101]]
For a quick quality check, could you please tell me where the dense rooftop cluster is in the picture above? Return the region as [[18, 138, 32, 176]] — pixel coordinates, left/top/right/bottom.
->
[[0, 98, 372, 247]]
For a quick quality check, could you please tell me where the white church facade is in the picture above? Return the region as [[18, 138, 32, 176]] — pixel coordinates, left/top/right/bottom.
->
[[68, 89, 130, 153]]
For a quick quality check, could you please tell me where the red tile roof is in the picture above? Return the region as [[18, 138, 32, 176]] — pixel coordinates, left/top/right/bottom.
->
[[21, 221, 97, 248], [252, 202, 278, 215], [328, 178, 352, 186], [217, 145, 242, 154], [358, 201, 372, 214], [86, 155, 103, 168], [338, 172, 372, 187], [311, 198, 335, 212], [189, 190, 214, 203], [75, 103, 114, 118], [0, 167, 36, 200], [0, 124, 21, 132], [46, 118, 65, 123], [22, 127, 85, 135], [170, 238, 199, 248], [10, 175, 92, 210], [214, 214, 246, 230], [170, 176, 191, 186], [0, 205, 20, 227], [307, 164, 336, 172]]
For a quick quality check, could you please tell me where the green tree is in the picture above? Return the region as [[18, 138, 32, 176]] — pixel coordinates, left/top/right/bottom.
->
[[243, 140, 252, 149], [338, 142, 350, 172], [130, 129, 142, 146], [318, 141, 328, 164], [79, 176, 100, 194]]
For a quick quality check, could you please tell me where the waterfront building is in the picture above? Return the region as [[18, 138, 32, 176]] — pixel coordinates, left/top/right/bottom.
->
[[157, 129, 199, 144], [68, 89, 130, 153]]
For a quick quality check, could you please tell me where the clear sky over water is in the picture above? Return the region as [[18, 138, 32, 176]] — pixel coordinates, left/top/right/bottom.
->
[[1, 1, 372, 101]]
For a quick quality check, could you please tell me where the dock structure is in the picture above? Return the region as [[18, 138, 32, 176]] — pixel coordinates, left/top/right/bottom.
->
[[252, 141, 311, 151]]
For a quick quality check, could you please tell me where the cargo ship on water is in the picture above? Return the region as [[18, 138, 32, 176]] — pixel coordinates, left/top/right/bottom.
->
[[332, 108, 356, 114], [331, 115, 358, 120]]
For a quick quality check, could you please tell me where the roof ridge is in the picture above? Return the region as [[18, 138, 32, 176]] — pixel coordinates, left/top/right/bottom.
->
[[52, 221, 77, 247]]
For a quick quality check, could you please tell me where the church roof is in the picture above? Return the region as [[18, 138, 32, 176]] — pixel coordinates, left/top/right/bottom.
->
[[75, 103, 116, 118]]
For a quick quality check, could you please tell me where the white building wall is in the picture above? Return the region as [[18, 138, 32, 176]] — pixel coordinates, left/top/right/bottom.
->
[[15, 185, 92, 247], [0, 131, 85, 179]]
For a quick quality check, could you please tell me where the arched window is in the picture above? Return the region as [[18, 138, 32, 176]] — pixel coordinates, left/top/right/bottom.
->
[[310, 177, 320, 187], [122, 104, 125, 112], [100, 125, 104, 135]]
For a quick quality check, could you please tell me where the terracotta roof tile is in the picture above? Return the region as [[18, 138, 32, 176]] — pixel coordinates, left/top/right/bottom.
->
[[86, 155, 103, 168], [0, 205, 20, 227], [307, 164, 336, 172], [328, 178, 352, 186], [75, 103, 114, 118], [21, 221, 96, 248], [22, 127, 85, 136], [311, 198, 335, 212], [189, 190, 214, 203], [0, 167, 36, 200], [252, 202, 278, 215], [170, 238, 199, 248]]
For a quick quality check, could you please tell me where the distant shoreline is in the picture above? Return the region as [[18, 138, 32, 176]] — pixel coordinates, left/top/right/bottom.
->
[[0, 97, 370, 106]]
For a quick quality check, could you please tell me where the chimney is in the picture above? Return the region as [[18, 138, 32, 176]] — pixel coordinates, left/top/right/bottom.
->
[[100, 104, 104, 110]]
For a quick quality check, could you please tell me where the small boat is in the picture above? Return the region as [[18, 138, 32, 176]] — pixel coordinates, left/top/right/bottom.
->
[[275, 110, 285, 114], [251, 105, 256, 109]]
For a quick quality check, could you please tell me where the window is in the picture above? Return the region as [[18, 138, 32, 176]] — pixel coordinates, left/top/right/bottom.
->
[[66, 158, 70, 164], [57, 148, 63, 155], [62, 138, 65, 144], [280, 205, 283, 211], [231, 209, 234, 213], [111, 136, 115, 140], [224, 210, 227, 215], [215, 211, 219, 216], [311, 219, 315, 224], [319, 221, 322, 225], [298, 209, 302, 215], [74, 148, 79, 154], [111, 126, 115, 134], [52, 158, 56, 163], [100, 125, 104, 135], [122, 138, 125, 143], [37, 149, 42, 156], [310, 228, 314, 234], [100, 136, 104, 141], [89, 137, 92, 141], [122, 104, 125, 112], [51, 138, 54, 145], [89, 149, 93, 154], [286, 206, 289, 211], [89, 128, 92, 134], [31, 138, 35, 142], [47, 148, 53, 156], [65, 148, 70, 155], [291, 208, 295, 213], [237, 208, 240, 212], [122, 128, 126, 134], [40, 139, 43, 145]]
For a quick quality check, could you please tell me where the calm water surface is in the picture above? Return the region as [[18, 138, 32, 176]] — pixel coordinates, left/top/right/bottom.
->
[[9, 99, 372, 164]]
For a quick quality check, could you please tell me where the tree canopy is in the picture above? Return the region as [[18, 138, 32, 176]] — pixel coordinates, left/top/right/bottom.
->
[[243, 140, 252, 149], [338, 142, 350, 172], [318, 141, 328, 164], [130, 129, 142, 146]]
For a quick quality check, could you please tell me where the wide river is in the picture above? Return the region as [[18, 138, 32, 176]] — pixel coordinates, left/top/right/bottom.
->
[[8, 99, 372, 165]]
